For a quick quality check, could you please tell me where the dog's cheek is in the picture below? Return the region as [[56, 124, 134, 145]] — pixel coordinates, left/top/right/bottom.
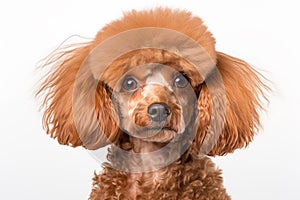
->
[[177, 95, 194, 127], [168, 103, 182, 132], [110, 94, 126, 128]]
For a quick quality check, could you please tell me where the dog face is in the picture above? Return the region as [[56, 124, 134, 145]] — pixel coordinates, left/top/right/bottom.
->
[[110, 64, 197, 143]]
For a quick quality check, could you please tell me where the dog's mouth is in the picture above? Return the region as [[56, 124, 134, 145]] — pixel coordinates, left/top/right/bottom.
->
[[147, 126, 177, 132], [134, 126, 179, 143]]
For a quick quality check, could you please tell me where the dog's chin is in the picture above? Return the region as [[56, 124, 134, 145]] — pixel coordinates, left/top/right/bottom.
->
[[134, 127, 179, 143]]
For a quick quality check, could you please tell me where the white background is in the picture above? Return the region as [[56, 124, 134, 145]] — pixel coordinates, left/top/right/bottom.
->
[[1, 0, 299, 199]]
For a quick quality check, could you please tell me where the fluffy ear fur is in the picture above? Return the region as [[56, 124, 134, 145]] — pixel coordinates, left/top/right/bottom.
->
[[36, 44, 119, 149], [196, 52, 269, 156]]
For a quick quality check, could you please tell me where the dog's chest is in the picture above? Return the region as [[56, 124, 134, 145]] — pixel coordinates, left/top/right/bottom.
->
[[127, 172, 162, 199]]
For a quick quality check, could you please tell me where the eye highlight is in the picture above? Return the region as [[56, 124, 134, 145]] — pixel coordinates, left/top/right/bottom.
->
[[173, 73, 189, 88], [122, 76, 138, 91]]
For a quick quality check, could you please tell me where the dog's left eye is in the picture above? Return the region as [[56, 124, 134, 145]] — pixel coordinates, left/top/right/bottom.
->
[[122, 77, 138, 91], [173, 73, 189, 88]]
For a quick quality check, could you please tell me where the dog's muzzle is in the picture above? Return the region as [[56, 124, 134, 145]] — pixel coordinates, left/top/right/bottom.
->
[[148, 103, 171, 122]]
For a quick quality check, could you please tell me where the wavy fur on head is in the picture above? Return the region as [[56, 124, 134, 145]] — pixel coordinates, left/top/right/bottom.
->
[[36, 8, 269, 199]]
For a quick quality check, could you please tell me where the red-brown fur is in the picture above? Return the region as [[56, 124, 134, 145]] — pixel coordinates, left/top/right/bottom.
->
[[36, 8, 269, 199]]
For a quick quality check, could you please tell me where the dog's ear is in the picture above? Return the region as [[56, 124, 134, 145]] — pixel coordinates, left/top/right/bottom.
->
[[196, 52, 269, 156], [36, 45, 119, 149]]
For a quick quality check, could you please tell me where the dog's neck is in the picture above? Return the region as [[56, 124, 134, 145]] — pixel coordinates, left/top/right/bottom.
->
[[107, 131, 196, 173]]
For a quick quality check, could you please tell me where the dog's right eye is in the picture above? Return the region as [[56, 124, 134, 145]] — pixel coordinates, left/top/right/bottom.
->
[[122, 77, 138, 92]]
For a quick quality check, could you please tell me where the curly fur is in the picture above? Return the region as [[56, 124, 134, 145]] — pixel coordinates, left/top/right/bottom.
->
[[36, 8, 269, 200]]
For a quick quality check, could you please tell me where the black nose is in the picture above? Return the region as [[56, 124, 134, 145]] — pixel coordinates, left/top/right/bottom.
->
[[148, 103, 171, 122]]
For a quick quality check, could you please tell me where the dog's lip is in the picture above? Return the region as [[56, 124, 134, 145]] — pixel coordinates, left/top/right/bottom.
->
[[147, 127, 177, 132], [126, 126, 178, 140]]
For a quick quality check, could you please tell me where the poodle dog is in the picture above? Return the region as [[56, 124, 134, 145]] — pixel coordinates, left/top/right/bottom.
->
[[37, 8, 268, 200]]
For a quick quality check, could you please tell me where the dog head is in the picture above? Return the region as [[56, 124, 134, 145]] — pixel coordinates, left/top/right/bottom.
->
[[36, 8, 268, 160]]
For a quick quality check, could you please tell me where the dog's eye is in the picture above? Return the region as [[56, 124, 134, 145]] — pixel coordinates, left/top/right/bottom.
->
[[173, 74, 189, 88], [122, 77, 138, 91]]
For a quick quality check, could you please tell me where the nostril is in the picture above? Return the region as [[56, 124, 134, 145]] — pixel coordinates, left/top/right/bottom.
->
[[148, 103, 171, 122], [148, 106, 158, 116], [165, 106, 171, 115]]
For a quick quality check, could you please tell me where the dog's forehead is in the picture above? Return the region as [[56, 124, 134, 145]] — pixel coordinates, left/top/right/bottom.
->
[[127, 64, 175, 86], [145, 66, 174, 86]]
